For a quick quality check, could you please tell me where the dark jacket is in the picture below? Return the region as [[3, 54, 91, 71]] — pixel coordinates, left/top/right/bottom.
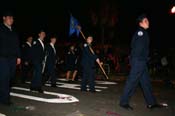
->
[[0, 23, 20, 58], [130, 27, 149, 61], [81, 43, 98, 68], [21, 42, 32, 62], [65, 50, 77, 70], [45, 43, 57, 66], [31, 39, 45, 63]]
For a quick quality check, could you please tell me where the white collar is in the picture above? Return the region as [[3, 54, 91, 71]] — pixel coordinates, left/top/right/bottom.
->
[[26, 42, 32, 47], [38, 38, 44, 50], [38, 38, 43, 42], [50, 43, 55, 48], [4, 23, 12, 31], [50, 43, 56, 54]]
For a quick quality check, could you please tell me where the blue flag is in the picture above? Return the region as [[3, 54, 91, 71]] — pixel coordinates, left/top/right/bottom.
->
[[69, 15, 80, 37]]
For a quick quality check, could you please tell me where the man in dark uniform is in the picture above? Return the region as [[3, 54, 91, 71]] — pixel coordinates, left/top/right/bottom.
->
[[44, 36, 57, 87], [21, 36, 33, 83], [80, 36, 100, 92], [30, 30, 46, 93], [0, 12, 21, 105], [119, 14, 165, 110]]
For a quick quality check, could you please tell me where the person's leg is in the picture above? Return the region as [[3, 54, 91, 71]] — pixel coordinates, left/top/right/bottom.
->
[[31, 63, 42, 89], [120, 60, 142, 106], [50, 66, 57, 86], [81, 68, 88, 91], [89, 69, 95, 92], [140, 66, 157, 106], [9, 58, 17, 87], [72, 70, 78, 81], [66, 71, 71, 81], [0, 58, 11, 104], [21, 63, 27, 83]]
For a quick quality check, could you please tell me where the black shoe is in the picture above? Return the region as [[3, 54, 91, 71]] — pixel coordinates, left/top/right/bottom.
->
[[38, 89, 44, 93], [81, 89, 88, 92], [51, 84, 57, 88], [30, 87, 44, 93], [0, 101, 13, 106], [30, 87, 37, 92], [147, 104, 165, 109], [89, 90, 96, 93], [21, 80, 26, 84], [67, 80, 73, 83], [120, 104, 133, 110]]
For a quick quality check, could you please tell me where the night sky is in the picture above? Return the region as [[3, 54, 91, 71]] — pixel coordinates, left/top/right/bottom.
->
[[0, 0, 175, 49]]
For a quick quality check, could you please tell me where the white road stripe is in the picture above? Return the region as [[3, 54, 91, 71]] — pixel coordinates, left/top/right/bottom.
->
[[25, 81, 107, 92], [95, 81, 117, 85], [57, 82, 108, 89], [57, 78, 117, 85], [55, 82, 107, 91], [11, 87, 79, 103], [0, 113, 6, 116]]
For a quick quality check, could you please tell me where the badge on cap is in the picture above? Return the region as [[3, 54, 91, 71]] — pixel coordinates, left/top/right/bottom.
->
[[138, 31, 143, 36]]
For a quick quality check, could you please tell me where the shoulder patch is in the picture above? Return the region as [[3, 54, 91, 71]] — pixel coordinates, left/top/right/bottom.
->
[[84, 43, 87, 47], [137, 31, 143, 36]]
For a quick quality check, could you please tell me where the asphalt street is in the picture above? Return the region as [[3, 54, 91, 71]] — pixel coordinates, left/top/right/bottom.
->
[[0, 78, 174, 116]]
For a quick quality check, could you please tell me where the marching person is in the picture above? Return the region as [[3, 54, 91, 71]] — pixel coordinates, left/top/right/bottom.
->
[[80, 36, 100, 92], [119, 14, 166, 110], [44, 36, 57, 87], [30, 30, 46, 93], [21, 35, 33, 83], [65, 45, 78, 82], [0, 11, 21, 105]]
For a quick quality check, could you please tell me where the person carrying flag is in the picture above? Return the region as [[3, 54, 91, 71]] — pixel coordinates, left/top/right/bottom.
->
[[68, 14, 106, 92], [80, 36, 100, 92]]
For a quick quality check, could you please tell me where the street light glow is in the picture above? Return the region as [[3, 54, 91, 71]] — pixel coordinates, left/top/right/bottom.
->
[[171, 6, 175, 14]]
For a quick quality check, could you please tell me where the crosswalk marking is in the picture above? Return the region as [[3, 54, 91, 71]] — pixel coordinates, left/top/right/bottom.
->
[[55, 82, 108, 91], [11, 87, 79, 103], [95, 81, 117, 85], [25, 81, 108, 92], [57, 78, 117, 85], [0, 113, 6, 116], [45, 83, 102, 92], [10, 80, 115, 103], [57, 82, 108, 89]]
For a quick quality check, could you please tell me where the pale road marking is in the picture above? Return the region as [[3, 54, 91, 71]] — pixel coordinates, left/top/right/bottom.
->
[[25, 81, 108, 92], [55, 82, 107, 91], [45, 83, 102, 92], [0, 113, 6, 116], [95, 81, 117, 85], [11, 87, 79, 103], [57, 78, 117, 85], [56, 82, 108, 89]]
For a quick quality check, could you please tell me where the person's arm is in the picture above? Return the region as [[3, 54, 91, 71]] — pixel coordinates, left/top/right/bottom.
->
[[16, 36, 21, 65]]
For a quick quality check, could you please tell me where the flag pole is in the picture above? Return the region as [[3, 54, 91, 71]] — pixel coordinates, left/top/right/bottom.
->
[[77, 26, 109, 80]]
